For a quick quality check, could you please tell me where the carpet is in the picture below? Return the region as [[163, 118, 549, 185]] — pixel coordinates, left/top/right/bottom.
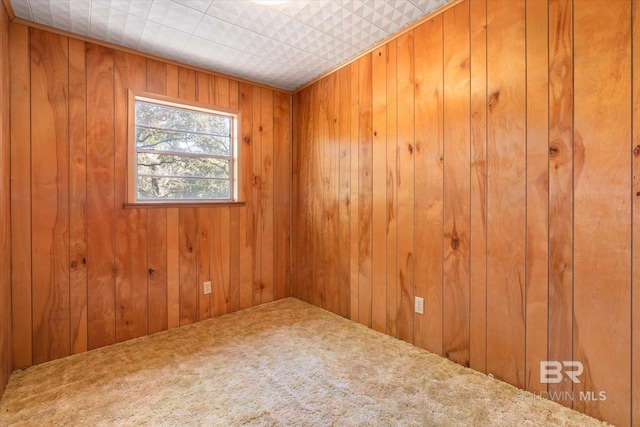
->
[[0, 298, 608, 426]]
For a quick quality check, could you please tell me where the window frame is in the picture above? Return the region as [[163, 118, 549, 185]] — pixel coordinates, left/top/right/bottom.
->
[[127, 89, 242, 207]]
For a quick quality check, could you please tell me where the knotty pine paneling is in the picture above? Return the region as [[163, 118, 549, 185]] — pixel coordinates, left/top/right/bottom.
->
[[414, 14, 443, 356], [8, 23, 291, 369], [292, 0, 639, 425], [525, 0, 549, 396], [0, 1, 11, 399], [573, 1, 631, 425]]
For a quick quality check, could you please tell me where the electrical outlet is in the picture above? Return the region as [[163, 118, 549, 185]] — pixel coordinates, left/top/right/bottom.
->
[[203, 281, 212, 295], [415, 296, 424, 315]]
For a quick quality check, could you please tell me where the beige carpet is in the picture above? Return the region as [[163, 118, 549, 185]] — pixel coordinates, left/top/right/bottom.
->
[[0, 298, 608, 426]]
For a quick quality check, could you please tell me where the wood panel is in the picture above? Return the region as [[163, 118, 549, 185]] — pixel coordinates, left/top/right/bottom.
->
[[573, 1, 631, 424], [349, 63, 359, 321], [468, 0, 487, 374], [323, 74, 340, 314], [9, 22, 32, 369], [371, 47, 387, 333], [239, 83, 254, 310], [0, 2, 11, 395], [548, 0, 574, 406], [273, 91, 291, 301], [30, 29, 70, 364], [395, 31, 414, 344], [147, 208, 168, 334], [114, 51, 148, 342], [292, 87, 311, 304], [337, 66, 351, 319], [310, 82, 324, 308], [634, 0, 640, 423], [260, 88, 274, 304], [525, 0, 549, 395], [198, 207, 211, 320], [385, 40, 398, 338], [86, 43, 116, 351], [8, 22, 291, 371], [252, 86, 264, 305], [357, 54, 373, 328], [179, 207, 198, 326], [414, 16, 444, 354], [68, 38, 88, 354], [228, 79, 241, 313], [442, 3, 470, 366], [485, 0, 526, 388]]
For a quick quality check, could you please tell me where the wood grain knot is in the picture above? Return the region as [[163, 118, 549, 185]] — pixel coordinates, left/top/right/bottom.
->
[[408, 144, 413, 154], [188, 246, 193, 253], [82, 258, 86, 265], [451, 237, 459, 250], [636, 191, 640, 197], [460, 59, 467, 69], [488, 91, 500, 112], [378, 51, 382, 56], [374, 131, 377, 136], [634, 145, 640, 156], [549, 146, 559, 156], [259, 126, 263, 132], [148, 268, 155, 275], [70, 261, 77, 269], [244, 137, 251, 145]]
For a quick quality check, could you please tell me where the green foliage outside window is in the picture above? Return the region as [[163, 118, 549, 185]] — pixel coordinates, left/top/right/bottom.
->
[[135, 100, 233, 201]]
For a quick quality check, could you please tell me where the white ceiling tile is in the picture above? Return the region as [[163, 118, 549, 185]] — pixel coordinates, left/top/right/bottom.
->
[[147, 0, 205, 33], [11, 1, 33, 20], [138, 20, 191, 56], [173, 0, 213, 13], [14, 0, 451, 91]]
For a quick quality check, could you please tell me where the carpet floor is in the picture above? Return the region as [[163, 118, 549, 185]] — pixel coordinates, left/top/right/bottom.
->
[[0, 298, 609, 426]]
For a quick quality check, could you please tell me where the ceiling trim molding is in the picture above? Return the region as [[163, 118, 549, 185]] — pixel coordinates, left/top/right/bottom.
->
[[292, 0, 465, 94], [9, 15, 293, 95], [2, 0, 15, 20]]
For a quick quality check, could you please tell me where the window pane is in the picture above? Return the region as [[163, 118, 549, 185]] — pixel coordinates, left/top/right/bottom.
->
[[136, 127, 230, 156], [137, 153, 230, 179], [138, 176, 230, 200], [136, 101, 231, 136]]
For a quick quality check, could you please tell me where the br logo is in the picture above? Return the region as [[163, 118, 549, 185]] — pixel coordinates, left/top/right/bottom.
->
[[540, 361, 584, 384]]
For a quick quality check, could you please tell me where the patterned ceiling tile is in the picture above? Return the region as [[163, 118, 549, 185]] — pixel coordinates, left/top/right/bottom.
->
[[93, 0, 153, 18], [89, 5, 146, 48], [138, 20, 191, 56], [147, 0, 205, 33], [173, 0, 212, 13], [11, 0, 32, 20], [10, 0, 451, 91]]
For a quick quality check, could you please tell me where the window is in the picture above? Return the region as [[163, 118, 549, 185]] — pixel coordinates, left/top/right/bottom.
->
[[127, 91, 240, 205]]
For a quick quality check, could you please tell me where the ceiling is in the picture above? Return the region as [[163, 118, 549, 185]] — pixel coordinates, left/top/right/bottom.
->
[[9, 0, 451, 91]]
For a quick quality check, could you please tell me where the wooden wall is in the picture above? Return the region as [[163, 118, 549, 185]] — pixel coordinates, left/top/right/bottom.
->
[[292, 0, 636, 425], [8, 23, 291, 368], [0, 0, 12, 399]]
